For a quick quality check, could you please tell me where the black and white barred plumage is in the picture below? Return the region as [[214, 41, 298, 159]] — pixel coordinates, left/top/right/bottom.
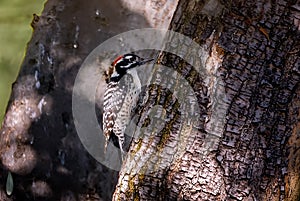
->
[[103, 54, 153, 159]]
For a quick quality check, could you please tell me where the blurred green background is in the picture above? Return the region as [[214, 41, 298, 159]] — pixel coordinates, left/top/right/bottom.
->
[[0, 0, 44, 125]]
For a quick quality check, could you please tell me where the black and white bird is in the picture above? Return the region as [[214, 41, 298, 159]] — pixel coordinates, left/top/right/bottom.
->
[[103, 53, 153, 160]]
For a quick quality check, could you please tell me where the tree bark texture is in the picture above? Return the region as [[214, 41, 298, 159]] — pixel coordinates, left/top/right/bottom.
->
[[0, 0, 299, 201], [113, 0, 300, 200]]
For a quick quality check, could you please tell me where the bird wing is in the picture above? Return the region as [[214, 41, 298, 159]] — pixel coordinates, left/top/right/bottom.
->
[[102, 81, 128, 150]]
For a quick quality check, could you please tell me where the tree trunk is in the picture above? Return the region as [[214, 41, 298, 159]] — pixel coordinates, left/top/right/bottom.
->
[[113, 0, 300, 200], [0, 0, 299, 201]]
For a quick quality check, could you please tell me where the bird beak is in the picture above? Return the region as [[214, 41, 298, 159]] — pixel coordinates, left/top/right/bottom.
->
[[138, 58, 154, 65]]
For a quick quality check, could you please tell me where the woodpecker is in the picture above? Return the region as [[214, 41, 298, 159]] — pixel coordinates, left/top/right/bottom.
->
[[103, 53, 153, 160]]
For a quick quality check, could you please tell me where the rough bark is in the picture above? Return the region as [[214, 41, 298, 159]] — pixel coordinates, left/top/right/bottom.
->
[[114, 0, 300, 200]]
